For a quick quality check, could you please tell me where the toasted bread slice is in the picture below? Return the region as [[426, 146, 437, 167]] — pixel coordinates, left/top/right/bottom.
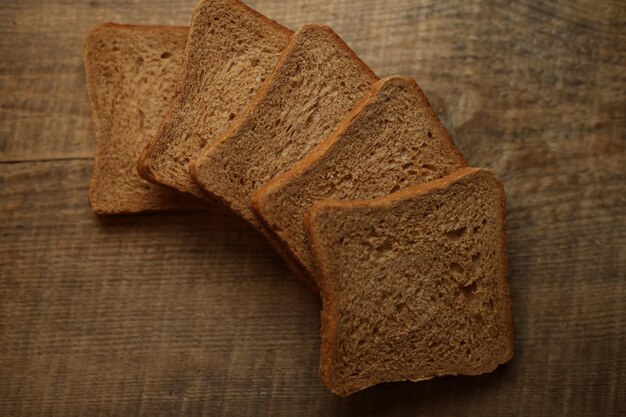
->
[[83, 23, 204, 214], [190, 24, 377, 229], [138, 0, 292, 198], [252, 76, 466, 286], [306, 167, 514, 396]]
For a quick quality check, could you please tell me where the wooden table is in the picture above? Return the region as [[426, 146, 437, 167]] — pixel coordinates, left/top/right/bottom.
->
[[1, 1, 624, 415]]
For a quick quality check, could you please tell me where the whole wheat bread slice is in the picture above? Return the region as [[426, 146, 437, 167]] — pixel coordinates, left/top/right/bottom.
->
[[252, 76, 466, 288], [190, 24, 378, 228], [83, 23, 204, 214], [306, 167, 514, 396], [138, 0, 292, 198]]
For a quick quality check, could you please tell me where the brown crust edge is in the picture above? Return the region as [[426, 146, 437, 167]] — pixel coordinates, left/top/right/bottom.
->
[[303, 196, 343, 394], [138, 0, 292, 195], [495, 175, 516, 365], [310, 167, 479, 212]]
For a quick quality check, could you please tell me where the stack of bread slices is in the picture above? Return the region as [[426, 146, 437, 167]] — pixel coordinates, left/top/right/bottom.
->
[[83, 0, 514, 396]]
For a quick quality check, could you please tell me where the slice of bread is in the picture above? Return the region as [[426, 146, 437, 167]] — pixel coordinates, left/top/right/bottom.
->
[[83, 23, 204, 214], [138, 0, 292, 198], [306, 167, 514, 396], [252, 76, 466, 287], [190, 24, 378, 229]]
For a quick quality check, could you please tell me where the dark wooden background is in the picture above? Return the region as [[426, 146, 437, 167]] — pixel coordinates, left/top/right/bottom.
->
[[1, 0, 624, 415]]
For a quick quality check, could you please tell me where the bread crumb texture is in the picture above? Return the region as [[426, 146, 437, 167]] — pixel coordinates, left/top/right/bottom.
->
[[307, 168, 514, 396]]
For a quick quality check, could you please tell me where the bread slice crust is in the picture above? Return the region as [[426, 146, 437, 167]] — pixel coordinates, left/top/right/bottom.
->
[[138, 0, 292, 198], [251, 75, 466, 287], [83, 23, 205, 214], [306, 167, 514, 396]]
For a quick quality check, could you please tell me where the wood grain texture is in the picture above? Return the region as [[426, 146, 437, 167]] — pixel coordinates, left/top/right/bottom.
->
[[1, 0, 625, 416]]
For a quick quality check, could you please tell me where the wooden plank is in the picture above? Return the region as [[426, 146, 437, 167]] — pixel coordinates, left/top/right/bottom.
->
[[0, 154, 624, 415], [1, 0, 624, 162], [1, 0, 625, 415]]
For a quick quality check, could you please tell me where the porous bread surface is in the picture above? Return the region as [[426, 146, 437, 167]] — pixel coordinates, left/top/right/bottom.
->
[[252, 76, 466, 286], [306, 168, 514, 396], [138, 0, 292, 197], [190, 24, 378, 228], [84, 23, 204, 214]]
